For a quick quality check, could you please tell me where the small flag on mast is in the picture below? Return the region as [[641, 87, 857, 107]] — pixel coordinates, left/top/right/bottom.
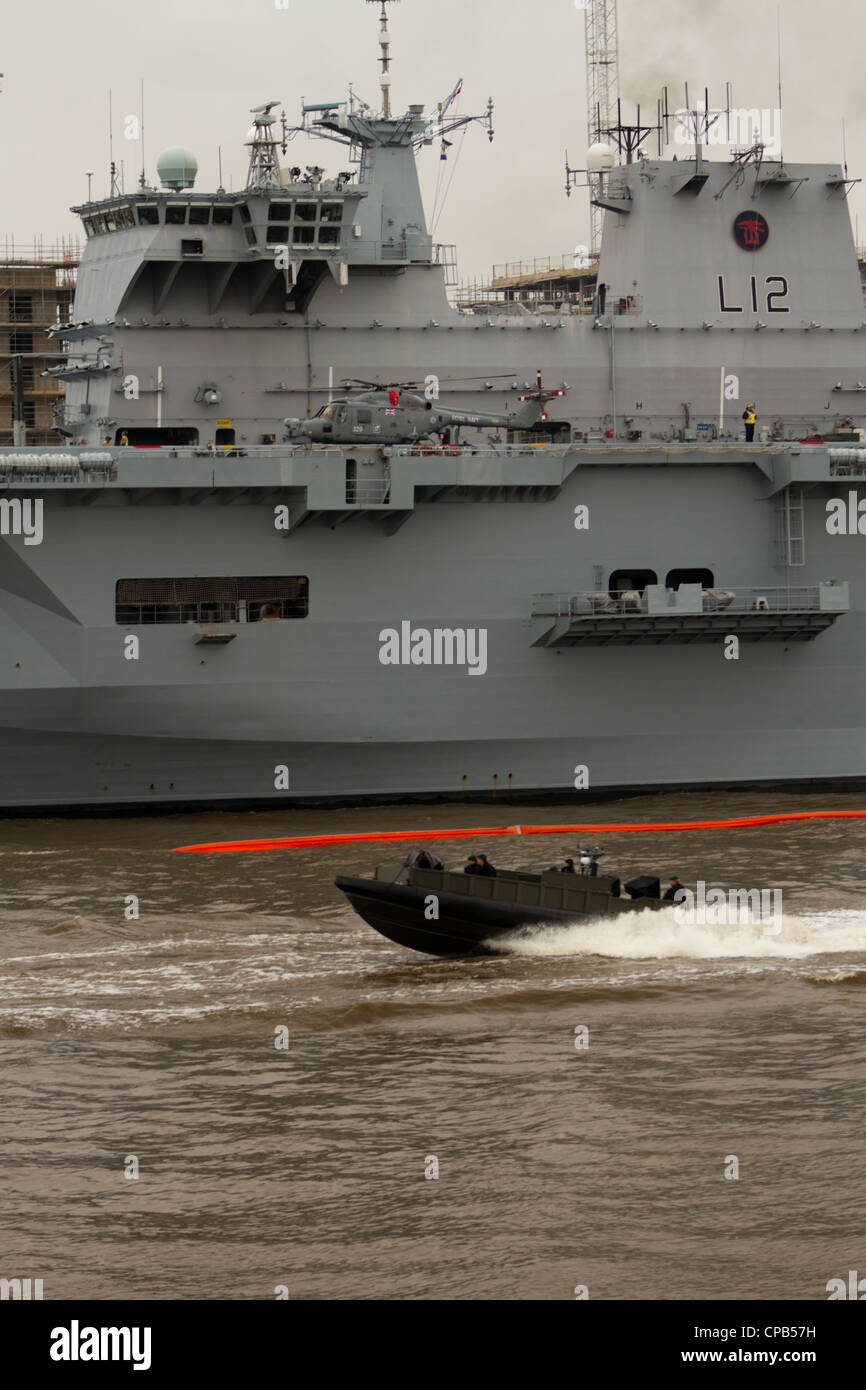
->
[[441, 78, 463, 115]]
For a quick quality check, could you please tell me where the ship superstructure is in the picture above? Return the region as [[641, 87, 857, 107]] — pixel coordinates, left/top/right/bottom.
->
[[1, 7, 866, 811]]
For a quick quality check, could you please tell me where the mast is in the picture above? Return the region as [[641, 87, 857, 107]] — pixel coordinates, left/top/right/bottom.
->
[[585, 0, 620, 254], [367, 0, 399, 119]]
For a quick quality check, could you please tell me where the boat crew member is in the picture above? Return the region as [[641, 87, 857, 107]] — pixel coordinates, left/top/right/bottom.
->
[[119, 431, 130, 446], [560, 858, 576, 873], [662, 875, 687, 902], [578, 848, 593, 875], [476, 853, 497, 877], [742, 403, 756, 443], [464, 854, 480, 875]]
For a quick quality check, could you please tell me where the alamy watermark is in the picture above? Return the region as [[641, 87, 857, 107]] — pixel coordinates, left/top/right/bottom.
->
[[826, 494, 866, 535], [0, 498, 43, 545], [379, 622, 488, 676], [1, 1276, 43, 1300], [673, 881, 782, 934], [673, 106, 782, 159]]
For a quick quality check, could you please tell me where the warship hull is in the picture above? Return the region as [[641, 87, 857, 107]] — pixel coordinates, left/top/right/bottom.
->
[[0, 448, 863, 811]]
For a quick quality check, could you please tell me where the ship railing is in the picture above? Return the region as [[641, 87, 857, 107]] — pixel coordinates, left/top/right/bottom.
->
[[532, 584, 849, 619], [346, 481, 391, 504], [388, 442, 570, 457]]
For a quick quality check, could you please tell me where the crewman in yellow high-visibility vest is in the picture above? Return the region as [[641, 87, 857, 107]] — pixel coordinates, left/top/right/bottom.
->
[[742, 403, 756, 443]]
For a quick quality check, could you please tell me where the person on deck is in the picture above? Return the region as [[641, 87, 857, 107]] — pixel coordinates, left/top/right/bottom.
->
[[742, 403, 756, 443], [464, 855, 480, 875], [662, 875, 687, 902], [476, 854, 497, 877]]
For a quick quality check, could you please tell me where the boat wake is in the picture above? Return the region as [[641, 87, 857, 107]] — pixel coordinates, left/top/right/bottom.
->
[[496, 907, 866, 960]]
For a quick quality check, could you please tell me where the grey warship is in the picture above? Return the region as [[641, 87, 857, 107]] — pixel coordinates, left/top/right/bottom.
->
[[2, 4, 866, 812]]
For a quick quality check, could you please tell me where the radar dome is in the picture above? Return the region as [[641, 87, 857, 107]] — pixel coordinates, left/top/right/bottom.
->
[[586, 141, 616, 173], [156, 147, 198, 191]]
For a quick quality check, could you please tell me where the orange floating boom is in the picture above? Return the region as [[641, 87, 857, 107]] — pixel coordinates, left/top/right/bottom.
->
[[172, 809, 866, 853]]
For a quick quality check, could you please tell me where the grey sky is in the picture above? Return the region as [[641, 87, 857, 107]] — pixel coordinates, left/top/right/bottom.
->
[[1, 0, 864, 278]]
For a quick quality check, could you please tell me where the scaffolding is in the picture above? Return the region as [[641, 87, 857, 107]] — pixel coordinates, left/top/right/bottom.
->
[[455, 254, 599, 314], [0, 238, 80, 446]]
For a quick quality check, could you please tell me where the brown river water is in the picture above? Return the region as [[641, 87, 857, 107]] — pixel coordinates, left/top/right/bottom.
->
[[1, 789, 865, 1301]]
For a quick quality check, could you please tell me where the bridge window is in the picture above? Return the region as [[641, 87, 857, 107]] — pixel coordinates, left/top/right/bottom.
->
[[166, 205, 188, 225], [295, 203, 317, 223], [608, 569, 657, 596], [269, 202, 292, 220], [318, 226, 340, 246], [189, 205, 211, 225], [212, 205, 233, 226], [137, 205, 159, 226], [267, 226, 289, 243], [238, 205, 252, 224], [116, 576, 309, 624], [320, 203, 343, 223], [665, 568, 715, 590], [293, 226, 315, 245]]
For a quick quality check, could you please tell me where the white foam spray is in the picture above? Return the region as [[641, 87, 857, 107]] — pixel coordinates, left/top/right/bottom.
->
[[497, 907, 866, 961]]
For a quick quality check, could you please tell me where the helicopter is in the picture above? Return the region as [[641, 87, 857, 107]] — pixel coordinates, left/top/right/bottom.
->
[[283, 373, 569, 446]]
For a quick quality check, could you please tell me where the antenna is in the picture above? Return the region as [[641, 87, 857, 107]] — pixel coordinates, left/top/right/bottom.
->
[[139, 79, 147, 188], [584, 0, 621, 255], [108, 89, 120, 197], [218, 145, 224, 192], [776, 4, 784, 163], [366, 0, 399, 119]]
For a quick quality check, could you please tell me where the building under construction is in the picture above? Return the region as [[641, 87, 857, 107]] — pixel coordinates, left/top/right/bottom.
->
[[459, 249, 866, 315], [0, 243, 78, 446]]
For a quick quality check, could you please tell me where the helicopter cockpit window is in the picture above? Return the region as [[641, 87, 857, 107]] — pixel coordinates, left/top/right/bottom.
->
[[319, 403, 340, 421]]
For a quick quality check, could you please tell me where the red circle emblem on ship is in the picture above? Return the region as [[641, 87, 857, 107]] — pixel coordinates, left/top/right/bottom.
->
[[733, 210, 769, 250]]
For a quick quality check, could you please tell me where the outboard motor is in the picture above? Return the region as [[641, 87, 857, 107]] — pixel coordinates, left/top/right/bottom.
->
[[624, 874, 660, 900], [403, 849, 444, 871]]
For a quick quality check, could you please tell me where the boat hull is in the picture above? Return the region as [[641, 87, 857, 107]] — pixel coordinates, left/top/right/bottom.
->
[[334, 874, 595, 956]]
